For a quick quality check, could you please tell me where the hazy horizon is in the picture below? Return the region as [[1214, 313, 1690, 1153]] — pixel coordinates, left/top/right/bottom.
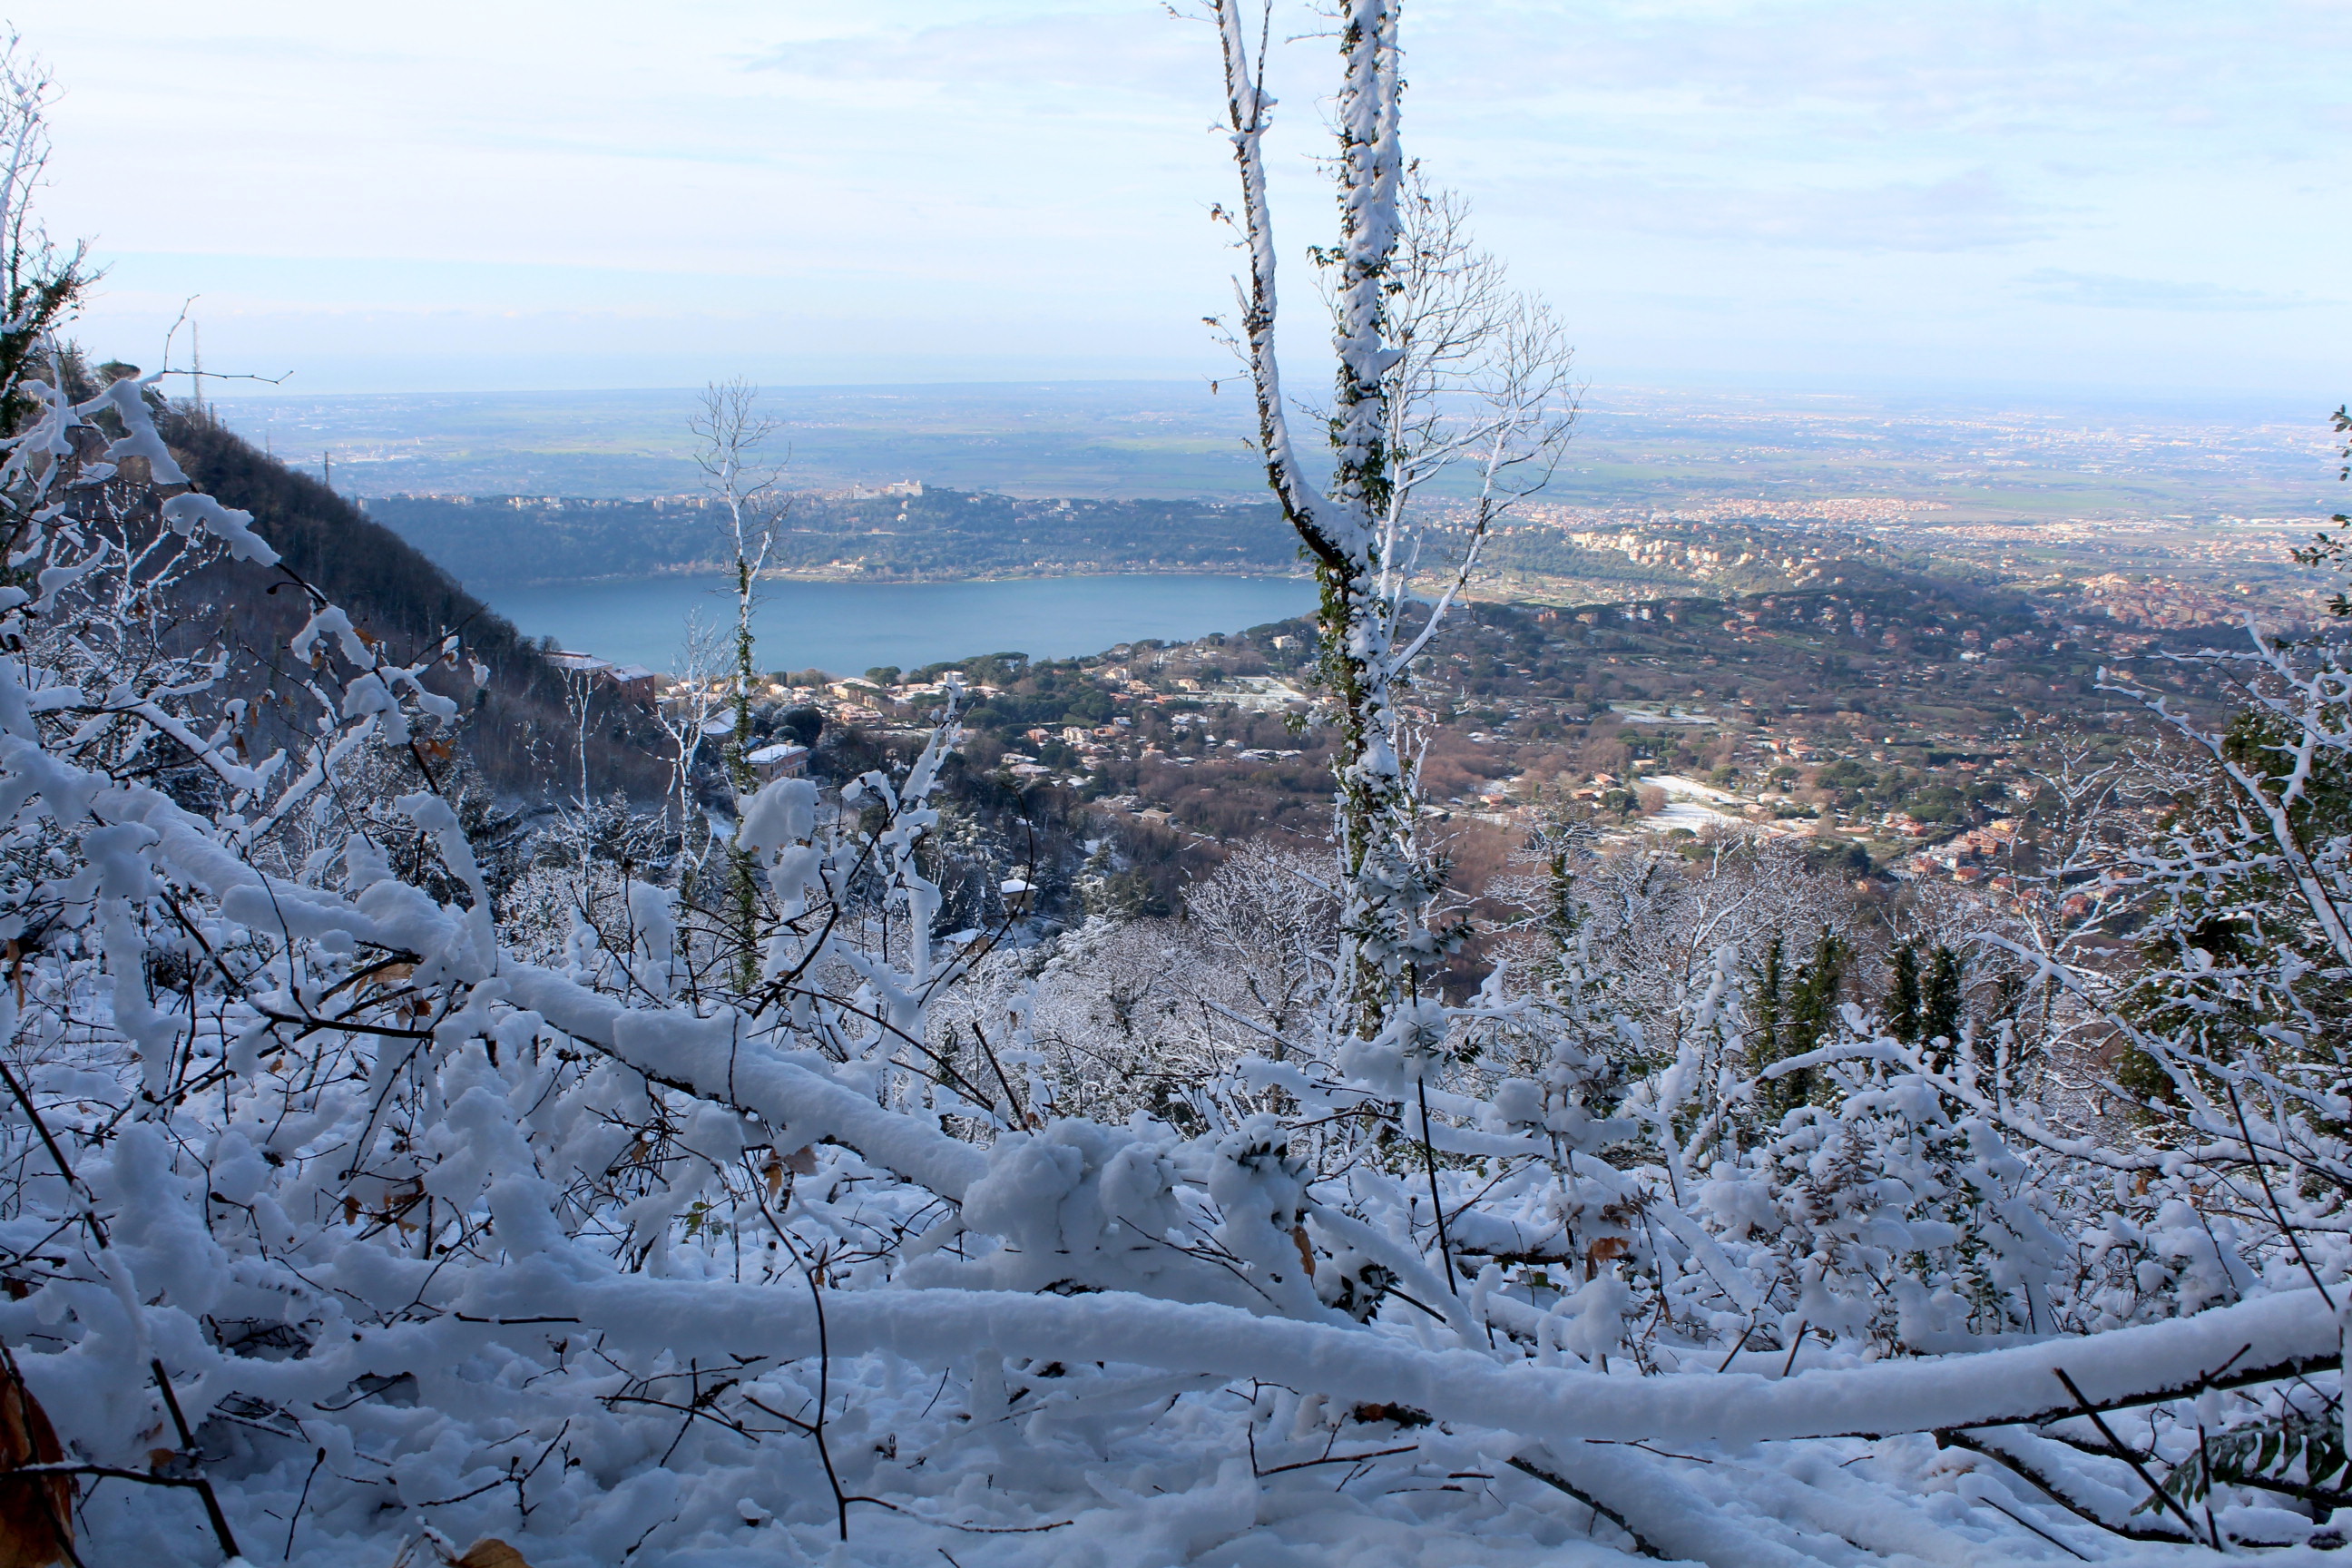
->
[[205, 376, 2346, 519], [195, 372, 2342, 418]]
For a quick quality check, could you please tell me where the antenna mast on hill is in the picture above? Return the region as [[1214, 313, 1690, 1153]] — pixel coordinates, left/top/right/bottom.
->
[[190, 321, 203, 418], [322, 451, 331, 491]]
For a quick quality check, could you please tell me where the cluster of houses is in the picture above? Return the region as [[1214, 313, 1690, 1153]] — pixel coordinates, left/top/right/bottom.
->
[[1896, 818, 2020, 884], [545, 650, 658, 706]]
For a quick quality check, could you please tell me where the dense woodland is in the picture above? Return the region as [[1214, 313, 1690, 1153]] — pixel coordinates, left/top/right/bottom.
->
[[82, 399, 671, 803]]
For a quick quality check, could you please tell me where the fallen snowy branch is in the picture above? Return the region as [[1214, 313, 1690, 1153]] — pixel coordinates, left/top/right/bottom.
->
[[454, 1256, 2342, 1448]]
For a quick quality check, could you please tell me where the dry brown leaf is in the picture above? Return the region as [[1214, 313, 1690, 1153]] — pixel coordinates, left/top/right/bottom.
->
[[1586, 1235, 1630, 1267], [782, 1144, 817, 1176], [1348, 1401, 1431, 1428], [0, 1348, 73, 1567], [454, 1538, 531, 1568], [361, 962, 416, 996], [1291, 1224, 1317, 1279]]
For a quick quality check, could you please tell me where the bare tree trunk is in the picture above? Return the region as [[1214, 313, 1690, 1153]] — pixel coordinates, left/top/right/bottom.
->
[[1215, 0, 1412, 1038], [1211, 3, 1573, 1046], [655, 611, 727, 897], [691, 379, 782, 988]]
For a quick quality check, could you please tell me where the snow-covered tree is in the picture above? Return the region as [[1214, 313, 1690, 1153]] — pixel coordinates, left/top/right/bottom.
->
[[1206, 0, 1573, 1043], [689, 378, 783, 983]]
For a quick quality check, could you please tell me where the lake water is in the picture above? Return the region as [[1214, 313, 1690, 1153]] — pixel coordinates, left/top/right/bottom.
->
[[477, 573, 1318, 676]]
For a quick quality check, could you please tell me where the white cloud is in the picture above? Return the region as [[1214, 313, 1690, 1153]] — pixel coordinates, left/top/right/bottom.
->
[[2015, 270, 2319, 312], [1556, 168, 2051, 252]]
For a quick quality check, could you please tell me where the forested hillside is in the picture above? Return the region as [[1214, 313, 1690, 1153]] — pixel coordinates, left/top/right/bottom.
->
[[154, 408, 667, 796]]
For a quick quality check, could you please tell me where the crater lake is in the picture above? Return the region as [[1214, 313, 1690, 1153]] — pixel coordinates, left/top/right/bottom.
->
[[475, 573, 1318, 676]]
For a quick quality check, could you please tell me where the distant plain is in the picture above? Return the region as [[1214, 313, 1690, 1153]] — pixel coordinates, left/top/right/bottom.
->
[[212, 380, 2341, 522]]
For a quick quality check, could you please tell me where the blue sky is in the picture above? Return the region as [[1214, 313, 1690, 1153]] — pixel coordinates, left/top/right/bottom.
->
[[32, 2, 2351, 402]]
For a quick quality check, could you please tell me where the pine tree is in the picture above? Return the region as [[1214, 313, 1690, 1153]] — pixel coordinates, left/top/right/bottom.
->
[[1887, 941, 1922, 1044], [1752, 933, 1786, 1064], [1923, 945, 1964, 1067]]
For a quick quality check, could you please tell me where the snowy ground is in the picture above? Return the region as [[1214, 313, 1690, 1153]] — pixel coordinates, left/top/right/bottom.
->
[[118, 1347, 2339, 1567], [1638, 773, 1811, 839]]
